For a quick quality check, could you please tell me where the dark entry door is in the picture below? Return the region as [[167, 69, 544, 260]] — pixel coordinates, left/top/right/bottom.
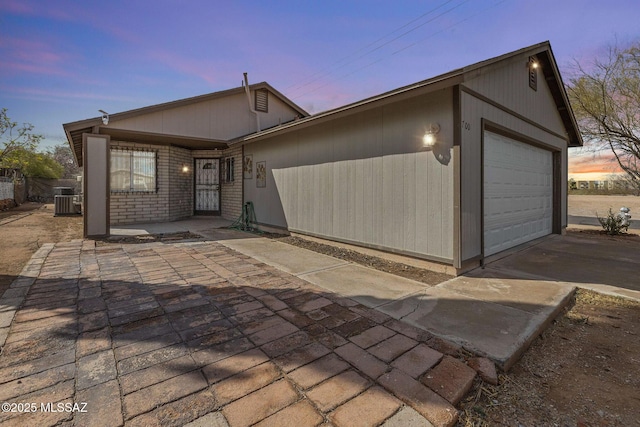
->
[[194, 158, 220, 214]]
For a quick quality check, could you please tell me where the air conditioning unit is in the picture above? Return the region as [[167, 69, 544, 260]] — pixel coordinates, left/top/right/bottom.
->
[[73, 194, 83, 214], [54, 195, 76, 216]]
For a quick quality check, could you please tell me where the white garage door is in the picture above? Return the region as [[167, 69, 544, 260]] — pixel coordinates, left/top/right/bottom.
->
[[484, 131, 553, 256]]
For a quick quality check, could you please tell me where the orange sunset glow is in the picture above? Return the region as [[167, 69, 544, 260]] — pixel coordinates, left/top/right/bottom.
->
[[568, 149, 624, 180]]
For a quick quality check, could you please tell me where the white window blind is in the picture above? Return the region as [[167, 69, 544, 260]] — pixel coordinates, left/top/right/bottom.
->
[[110, 148, 156, 192]]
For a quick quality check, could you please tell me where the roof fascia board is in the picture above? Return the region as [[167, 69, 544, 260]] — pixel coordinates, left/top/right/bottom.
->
[[62, 82, 308, 132], [460, 41, 551, 76], [64, 128, 80, 165], [235, 73, 464, 145], [262, 83, 309, 117], [63, 118, 101, 133], [540, 46, 583, 146], [459, 41, 582, 147], [236, 42, 576, 146], [100, 127, 228, 146]]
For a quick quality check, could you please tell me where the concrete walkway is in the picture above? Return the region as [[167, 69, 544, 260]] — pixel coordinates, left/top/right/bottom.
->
[[219, 237, 575, 370], [111, 220, 581, 370], [222, 230, 640, 370], [1, 239, 475, 427]]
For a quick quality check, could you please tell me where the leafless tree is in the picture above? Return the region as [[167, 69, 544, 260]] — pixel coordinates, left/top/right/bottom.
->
[[567, 42, 640, 195]]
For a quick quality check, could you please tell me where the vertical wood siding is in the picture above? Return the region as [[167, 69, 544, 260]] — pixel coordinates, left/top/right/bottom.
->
[[464, 53, 567, 137], [245, 89, 455, 262]]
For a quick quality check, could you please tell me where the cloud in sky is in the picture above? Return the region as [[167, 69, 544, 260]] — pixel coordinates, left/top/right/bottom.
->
[[0, 0, 34, 15], [1, 85, 144, 104], [2, 0, 640, 154], [568, 149, 623, 175], [0, 36, 74, 78]]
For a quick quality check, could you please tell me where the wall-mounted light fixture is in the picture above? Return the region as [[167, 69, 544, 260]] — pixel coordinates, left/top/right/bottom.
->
[[182, 164, 189, 173], [423, 123, 440, 148], [98, 109, 109, 125]]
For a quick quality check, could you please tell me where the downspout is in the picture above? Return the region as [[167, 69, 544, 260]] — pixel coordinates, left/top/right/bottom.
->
[[243, 72, 261, 132]]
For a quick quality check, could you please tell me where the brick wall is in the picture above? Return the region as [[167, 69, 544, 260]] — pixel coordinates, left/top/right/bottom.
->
[[169, 146, 193, 220], [109, 141, 171, 225], [110, 142, 242, 225], [192, 150, 222, 158], [221, 144, 243, 220]]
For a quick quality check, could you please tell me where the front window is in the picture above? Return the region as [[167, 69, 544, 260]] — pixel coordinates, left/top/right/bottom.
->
[[110, 148, 157, 192], [222, 157, 235, 183]]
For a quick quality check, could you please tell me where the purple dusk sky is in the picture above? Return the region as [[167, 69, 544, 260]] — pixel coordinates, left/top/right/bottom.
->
[[1, 0, 639, 174]]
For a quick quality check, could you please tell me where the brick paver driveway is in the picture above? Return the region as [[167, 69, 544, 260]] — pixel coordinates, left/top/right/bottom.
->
[[0, 240, 478, 427]]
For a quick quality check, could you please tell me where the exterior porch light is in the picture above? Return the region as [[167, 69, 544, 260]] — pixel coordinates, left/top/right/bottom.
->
[[423, 123, 440, 148], [98, 110, 109, 125], [182, 164, 189, 173]]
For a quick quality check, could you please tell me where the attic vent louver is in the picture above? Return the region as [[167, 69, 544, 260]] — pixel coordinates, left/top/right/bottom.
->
[[528, 56, 538, 91], [255, 89, 268, 112]]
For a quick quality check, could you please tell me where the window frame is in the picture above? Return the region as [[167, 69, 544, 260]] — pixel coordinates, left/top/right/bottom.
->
[[222, 157, 235, 183], [110, 147, 158, 193]]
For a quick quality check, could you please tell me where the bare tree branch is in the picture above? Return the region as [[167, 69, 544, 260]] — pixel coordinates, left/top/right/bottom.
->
[[567, 40, 640, 193]]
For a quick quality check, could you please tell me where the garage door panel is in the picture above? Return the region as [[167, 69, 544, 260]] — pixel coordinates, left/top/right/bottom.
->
[[484, 131, 553, 256]]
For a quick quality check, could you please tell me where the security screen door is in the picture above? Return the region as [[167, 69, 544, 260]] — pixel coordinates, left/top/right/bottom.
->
[[194, 159, 220, 214]]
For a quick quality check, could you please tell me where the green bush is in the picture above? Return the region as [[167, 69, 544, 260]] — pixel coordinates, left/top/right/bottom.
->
[[596, 208, 629, 235]]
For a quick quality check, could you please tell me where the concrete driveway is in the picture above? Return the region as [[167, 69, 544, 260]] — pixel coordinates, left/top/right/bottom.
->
[[385, 230, 640, 371], [487, 231, 640, 301]]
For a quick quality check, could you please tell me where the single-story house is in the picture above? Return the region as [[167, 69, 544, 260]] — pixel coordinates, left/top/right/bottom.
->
[[64, 81, 308, 231], [64, 41, 582, 274]]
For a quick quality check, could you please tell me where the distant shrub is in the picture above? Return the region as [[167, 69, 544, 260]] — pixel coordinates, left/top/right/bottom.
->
[[596, 208, 629, 235]]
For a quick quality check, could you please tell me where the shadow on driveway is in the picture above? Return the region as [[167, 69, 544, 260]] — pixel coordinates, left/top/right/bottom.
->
[[484, 232, 640, 298], [0, 240, 473, 427], [2, 229, 637, 426]]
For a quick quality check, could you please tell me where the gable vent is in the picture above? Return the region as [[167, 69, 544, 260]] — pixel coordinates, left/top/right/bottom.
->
[[255, 89, 268, 112], [528, 56, 538, 91]]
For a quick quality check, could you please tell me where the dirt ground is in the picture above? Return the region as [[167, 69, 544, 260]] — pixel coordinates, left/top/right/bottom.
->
[[568, 194, 640, 217], [458, 289, 640, 427], [0, 203, 82, 295], [274, 235, 453, 286], [1, 200, 639, 425]]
